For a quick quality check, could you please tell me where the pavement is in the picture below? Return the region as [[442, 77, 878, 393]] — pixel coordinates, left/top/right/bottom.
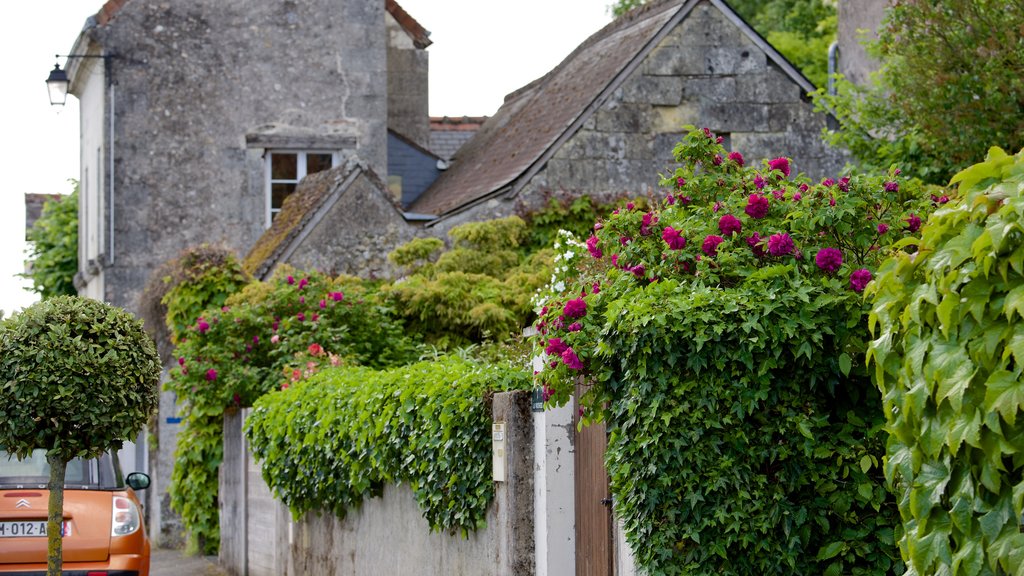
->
[[150, 547, 228, 576]]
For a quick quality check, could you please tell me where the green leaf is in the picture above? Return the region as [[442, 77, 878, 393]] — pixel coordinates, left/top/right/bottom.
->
[[838, 353, 852, 376], [983, 370, 1024, 426]]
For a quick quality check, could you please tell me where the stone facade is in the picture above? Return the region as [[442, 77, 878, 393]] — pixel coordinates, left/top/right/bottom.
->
[[70, 0, 395, 312]]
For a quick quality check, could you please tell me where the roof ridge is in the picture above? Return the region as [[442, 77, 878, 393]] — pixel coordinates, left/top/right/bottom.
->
[[386, 0, 432, 49]]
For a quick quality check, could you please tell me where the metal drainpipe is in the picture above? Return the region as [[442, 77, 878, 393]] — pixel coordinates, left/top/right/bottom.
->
[[827, 41, 839, 96], [108, 82, 115, 268]]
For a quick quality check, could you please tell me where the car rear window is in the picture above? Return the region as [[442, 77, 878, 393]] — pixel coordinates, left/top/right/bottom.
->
[[0, 449, 121, 490]]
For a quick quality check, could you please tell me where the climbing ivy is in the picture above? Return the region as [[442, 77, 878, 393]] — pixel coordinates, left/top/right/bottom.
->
[[245, 357, 530, 535], [867, 147, 1024, 575], [533, 126, 939, 574]]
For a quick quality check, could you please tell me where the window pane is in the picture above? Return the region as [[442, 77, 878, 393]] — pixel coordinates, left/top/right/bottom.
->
[[272, 183, 297, 211], [307, 153, 334, 175], [271, 153, 297, 180]]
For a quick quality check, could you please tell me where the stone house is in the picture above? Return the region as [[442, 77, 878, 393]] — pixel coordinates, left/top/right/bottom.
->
[[66, 0, 431, 311], [248, 0, 847, 279]]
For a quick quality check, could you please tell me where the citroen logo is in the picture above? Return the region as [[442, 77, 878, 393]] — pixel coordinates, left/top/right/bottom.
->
[[15, 499, 31, 509]]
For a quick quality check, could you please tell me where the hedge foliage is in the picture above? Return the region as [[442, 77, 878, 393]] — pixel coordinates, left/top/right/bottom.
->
[[245, 357, 529, 535], [533, 126, 939, 574], [868, 147, 1024, 575]]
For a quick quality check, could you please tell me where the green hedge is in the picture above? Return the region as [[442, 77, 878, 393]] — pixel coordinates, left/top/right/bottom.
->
[[245, 357, 530, 535]]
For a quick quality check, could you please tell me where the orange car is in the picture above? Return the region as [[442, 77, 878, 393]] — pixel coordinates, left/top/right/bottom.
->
[[0, 449, 150, 576]]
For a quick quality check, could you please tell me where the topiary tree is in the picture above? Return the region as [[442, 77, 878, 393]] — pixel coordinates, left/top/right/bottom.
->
[[868, 147, 1024, 574], [0, 296, 161, 576]]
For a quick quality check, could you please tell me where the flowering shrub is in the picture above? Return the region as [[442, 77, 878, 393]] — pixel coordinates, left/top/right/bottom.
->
[[532, 126, 939, 574], [246, 357, 529, 535], [166, 266, 418, 553], [868, 147, 1024, 575]]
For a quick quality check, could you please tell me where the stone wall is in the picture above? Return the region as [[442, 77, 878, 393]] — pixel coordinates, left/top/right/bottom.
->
[[220, 391, 535, 576], [386, 12, 430, 149]]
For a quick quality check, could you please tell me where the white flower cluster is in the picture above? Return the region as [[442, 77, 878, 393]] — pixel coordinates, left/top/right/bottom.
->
[[532, 230, 585, 311]]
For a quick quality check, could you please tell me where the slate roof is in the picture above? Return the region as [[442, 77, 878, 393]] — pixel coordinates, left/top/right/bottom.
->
[[429, 116, 487, 161], [409, 0, 816, 218]]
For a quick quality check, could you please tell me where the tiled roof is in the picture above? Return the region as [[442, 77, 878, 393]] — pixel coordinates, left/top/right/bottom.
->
[[409, 0, 817, 218], [429, 116, 487, 161], [408, 1, 680, 217], [386, 0, 432, 49], [96, 0, 129, 26]]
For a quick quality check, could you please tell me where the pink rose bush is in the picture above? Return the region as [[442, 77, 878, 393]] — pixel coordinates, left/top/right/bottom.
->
[[532, 125, 939, 407]]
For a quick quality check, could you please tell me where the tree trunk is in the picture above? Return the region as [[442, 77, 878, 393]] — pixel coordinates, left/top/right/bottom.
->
[[46, 453, 66, 576]]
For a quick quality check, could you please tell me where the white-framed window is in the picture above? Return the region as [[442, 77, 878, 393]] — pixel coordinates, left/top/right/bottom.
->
[[264, 151, 339, 226]]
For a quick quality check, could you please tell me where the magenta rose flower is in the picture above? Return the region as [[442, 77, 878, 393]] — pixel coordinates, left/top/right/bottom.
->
[[563, 298, 587, 319], [754, 174, 766, 190], [196, 318, 210, 334], [586, 235, 603, 259], [545, 338, 568, 357], [728, 151, 744, 166], [662, 226, 687, 250], [905, 214, 922, 233], [702, 235, 725, 257], [850, 268, 872, 293], [767, 233, 794, 256], [768, 157, 790, 177], [884, 181, 899, 192], [562, 347, 584, 371], [206, 369, 217, 382], [745, 194, 769, 219], [814, 247, 843, 273], [718, 214, 742, 236], [746, 233, 766, 258], [877, 223, 889, 235]]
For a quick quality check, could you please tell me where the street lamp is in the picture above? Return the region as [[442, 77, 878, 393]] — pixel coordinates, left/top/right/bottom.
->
[[45, 63, 70, 106], [45, 54, 113, 106]]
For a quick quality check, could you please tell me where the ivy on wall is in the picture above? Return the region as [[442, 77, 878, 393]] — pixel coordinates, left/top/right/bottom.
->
[[868, 147, 1024, 574], [245, 357, 530, 535]]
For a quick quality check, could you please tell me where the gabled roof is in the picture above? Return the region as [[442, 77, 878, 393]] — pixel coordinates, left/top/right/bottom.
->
[[243, 158, 409, 280], [429, 116, 487, 161], [409, 0, 817, 219]]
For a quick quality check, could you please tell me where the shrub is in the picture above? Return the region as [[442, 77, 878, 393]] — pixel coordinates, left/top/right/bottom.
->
[[166, 266, 418, 553]]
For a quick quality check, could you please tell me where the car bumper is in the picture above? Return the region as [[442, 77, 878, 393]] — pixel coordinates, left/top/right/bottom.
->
[[0, 553, 147, 576]]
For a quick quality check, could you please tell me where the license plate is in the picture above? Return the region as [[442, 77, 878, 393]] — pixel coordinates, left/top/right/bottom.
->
[[0, 521, 71, 537]]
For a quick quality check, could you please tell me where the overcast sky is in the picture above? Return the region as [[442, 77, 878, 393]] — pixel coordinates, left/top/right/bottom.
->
[[0, 0, 612, 317]]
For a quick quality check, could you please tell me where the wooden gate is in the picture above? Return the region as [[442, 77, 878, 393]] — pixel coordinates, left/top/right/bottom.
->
[[574, 384, 613, 576]]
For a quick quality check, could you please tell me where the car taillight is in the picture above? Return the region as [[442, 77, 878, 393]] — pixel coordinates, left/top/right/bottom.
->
[[111, 496, 140, 536]]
